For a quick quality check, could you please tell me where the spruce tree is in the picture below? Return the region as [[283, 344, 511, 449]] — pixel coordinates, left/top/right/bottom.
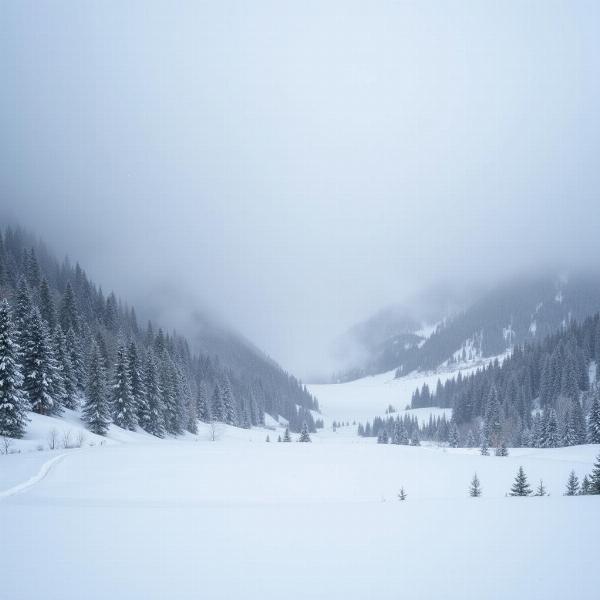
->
[[509, 466, 532, 496], [543, 408, 559, 448], [22, 308, 63, 416], [298, 421, 311, 442], [59, 282, 80, 334], [221, 375, 237, 426], [282, 427, 291, 442], [589, 454, 600, 495], [127, 341, 148, 427], [588, 389, 600, 443], [39, 279, 56, 330], [0, 299, 29, 438], [580, 475, 591, 495], [469, 473, 482, 497], [66, 327, 85, 392], [480, 432, 489, 456], [83, 342, 111, 435], [534, 479, 547, 497], [495, 440, 509, 456], [143, 349, 165, 437], [211, 382, 224, 422], [564, 470, 580, 496], [398, 487, 407, 501], [111, 345, 137, 430], [13, 278, 32, 351], [53, 325, 78, 409], [448, 423, 460, 448], [196, 382, 211, 422]]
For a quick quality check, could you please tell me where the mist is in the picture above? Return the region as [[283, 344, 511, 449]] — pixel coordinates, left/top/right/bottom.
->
[[1, 1, 600, 379]]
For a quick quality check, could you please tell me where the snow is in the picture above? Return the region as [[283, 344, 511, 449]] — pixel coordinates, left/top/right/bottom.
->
[[1, 364, 599, 599]]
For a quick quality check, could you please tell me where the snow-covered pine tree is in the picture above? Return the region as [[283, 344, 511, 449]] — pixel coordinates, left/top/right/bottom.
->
[[448, 422, 460, 448], [580, 475, 591, 495], [589, 454, 600, 495], [534, 479, 547, 497], [564, 470, 580, 496], [509, 466, 532, 496], [66, 327, 85, 392], [0, 299, 29, 438], [211, 382, 224, 422], [127, 341, 148, 427], [466, 430, 477, 448], [52, 325, 78, 409], [111, 345, 137, 430], [83, 342, 111, 435], [13, 277, 32, 351], [39, 278, 56, 330], [298, 421, 311, 442], [543, 408, 559, 448], [159, 352, 182, 435], [220, 375, 237, 426], [495, 440, 509, 456], [485, 384, 502, 447], [196, 382, 211, 423], [469, 473, 482, 497], [480, 430, 489, 456], [588, 389, 600, 443], [398, 487, 407, 501], [59, 282, 80, 334], [22, 308, 63, 416], [282, 427, 291, 442], [410, 429, 421, 446], [143, 349, 165, 437]]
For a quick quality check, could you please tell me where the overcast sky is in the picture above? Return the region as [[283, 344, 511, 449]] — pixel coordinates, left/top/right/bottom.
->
[[1, 1, 600, 377]]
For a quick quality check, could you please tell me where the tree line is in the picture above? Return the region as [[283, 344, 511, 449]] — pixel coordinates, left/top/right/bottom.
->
[[0, 226, 318, 439]]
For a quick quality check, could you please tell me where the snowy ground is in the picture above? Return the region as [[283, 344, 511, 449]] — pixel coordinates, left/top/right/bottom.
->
[[1, 365, 599, 599]]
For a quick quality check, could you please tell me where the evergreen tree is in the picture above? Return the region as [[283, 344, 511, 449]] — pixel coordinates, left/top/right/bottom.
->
[[13, 278, 32, 351], [39, 278, 56, 330], [221, 375, 237, 426], [0, 299, 29, 438], [143, 349, 165, 437], [282, 427, 291, 442], [277, 435, 282, 442], [588, 389, 600, 443], [580, 475, 591, 495], [509, 466, 532, 496], [398, 487, 407, 501], [127, 341, 148, 427], [22, 308, 63, 416], [589, 454, 600, 495], [485, 384, 502, 447], [211, 382, 224, 422], [469, 473, 482, 497], [448, 422, 460, 448], [53, 325, 78, 409], [111, 345, 137, 430], [534, 479, 547, 497], [83, 342, 111, 435], [59, 282, 80, 334], [466, 430, 477, 448], [480, 430, 489, 456], [196, 382, 211, 422], [543, 408, 559, 448], [564, 470, 580, 496], [298, 421, 311, 442], [66, 327, 85, 392], [495, 440, 509, 456]]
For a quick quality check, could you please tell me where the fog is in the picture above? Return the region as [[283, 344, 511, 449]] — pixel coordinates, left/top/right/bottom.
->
[[1, 1, 600, 378]]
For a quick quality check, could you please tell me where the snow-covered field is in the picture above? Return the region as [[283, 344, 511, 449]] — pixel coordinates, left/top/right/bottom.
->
[[1, 366, 599, 599]]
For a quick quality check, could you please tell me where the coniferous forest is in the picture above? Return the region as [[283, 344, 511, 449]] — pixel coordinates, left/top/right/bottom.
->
[[0, 226, 319, 440]]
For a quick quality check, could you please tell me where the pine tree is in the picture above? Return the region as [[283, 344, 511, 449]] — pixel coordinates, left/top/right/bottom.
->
[[469, 473, 482, 497], [0, 299, 29, 438], [127, 341, 148, 427], [221, 375, 237, 426], [38, 278, 56, 330], [509, 466, 532, 496], [83, 342, 111, 435], [564, 470, 580, 496], [534, 479, 547, 497], [485, 384, 502, 447], [589, 454, 600, 495], [53, 325, 78, 409], [143, 349, 165, 437], [588, 389, 600, 443], [59, 282, 80, 334], [22, 308, 63, 416], [111, 345, 137, 430], [298, 421, 311, 442], [580, 475, 591, 495], [480, 430, 489, 456], [66, 327, 85, 392], [466, 430, 477, 448], [448, 422, 460, 448], [196, 382, 211, 422], [398, 487, 407, 501], [282, 427, 291, 442], [211, 382, 224, 422], [495, 440, 509, 456], [13, 278, 32, 351], [543, 408, 559, 448]]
